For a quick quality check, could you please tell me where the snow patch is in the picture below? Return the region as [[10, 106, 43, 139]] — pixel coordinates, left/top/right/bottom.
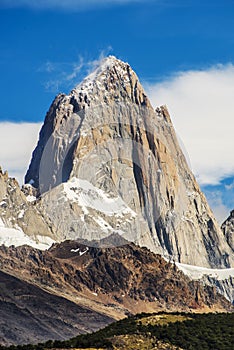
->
[[18, 209, 25, 219], [71, 246, 89, 256], [79, 247, 89, 256], [0, 224, 55, 250], [93, 216, 113, 233], [74, 56, 131, 100], [176, 262, 234, 281], [62, 177, 136, 218], [0, 218, 5, 227], [71, 247, 80, 253], [26, 195, 37, 202]]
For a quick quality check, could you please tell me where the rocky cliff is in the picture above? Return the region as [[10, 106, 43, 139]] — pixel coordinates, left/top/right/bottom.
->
[[221, 210, 234, 251], [0, 167, 54, 249], [176, 262, 234, 303], [25, 56, 233, 268]]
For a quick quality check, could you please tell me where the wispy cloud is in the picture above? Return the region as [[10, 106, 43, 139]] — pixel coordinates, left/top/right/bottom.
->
[[39, 60, 80, 92], [66, 57, 84, 81], [0, 0, 152, 11], [43, 61, 56, 73], [0, 122, 42, 185], [145, 63, 234, 186], [40, 49, 112, 93], [0, 52, 113, 184]]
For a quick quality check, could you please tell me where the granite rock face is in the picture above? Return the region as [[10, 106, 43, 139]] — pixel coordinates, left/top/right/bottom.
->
[[25, 56, 233, 268], [221, 210, 234, 251], [0, 167, 54, 249], [176, 262, 234, 303], [204, 274, 234, 303]]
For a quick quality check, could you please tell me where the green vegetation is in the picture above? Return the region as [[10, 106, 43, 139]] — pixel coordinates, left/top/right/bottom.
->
[[1, 312, 233, 350]]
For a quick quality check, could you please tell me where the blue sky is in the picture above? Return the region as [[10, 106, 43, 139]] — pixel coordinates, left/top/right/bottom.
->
[[0, 0, 234, 222]]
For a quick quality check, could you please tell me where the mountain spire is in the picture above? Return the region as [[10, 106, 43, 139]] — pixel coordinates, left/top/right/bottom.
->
[[25, 56, 233, 268]]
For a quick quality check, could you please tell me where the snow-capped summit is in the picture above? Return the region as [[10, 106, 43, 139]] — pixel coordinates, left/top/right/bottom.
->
[[75, 55, 132, 89], [70, 55, 150, 108]]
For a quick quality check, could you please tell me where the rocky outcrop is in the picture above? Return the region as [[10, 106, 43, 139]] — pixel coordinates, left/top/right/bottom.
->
[[204, 275, 234, 303], [0, 167, 54, 249], [221, 210, 234, 251], [176, 262, 234, 303], [25, 56, 233, 268], [0, 241, 232, 317], [0, 240, 232, 346]]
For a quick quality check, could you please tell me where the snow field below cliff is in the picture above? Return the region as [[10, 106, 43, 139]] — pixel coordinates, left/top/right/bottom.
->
[[0, 217, 54, 250], [62, 177, 136, 218], [57, 177, 137, 235], [176, 262, 234, 281]]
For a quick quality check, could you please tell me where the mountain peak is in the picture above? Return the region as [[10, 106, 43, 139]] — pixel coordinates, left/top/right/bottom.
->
[[77, 55, 131, 86], [71, 55, 151, 107], [25, 57, 233, 269]]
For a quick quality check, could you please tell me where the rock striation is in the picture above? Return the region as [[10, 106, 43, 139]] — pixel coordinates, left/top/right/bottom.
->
[[176, 262, 234, 303], [25, 56, 233, 268], [221, 210, 234, 251]]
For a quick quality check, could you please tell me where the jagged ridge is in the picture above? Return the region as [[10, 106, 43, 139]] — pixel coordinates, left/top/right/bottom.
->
[[0, 241, 231, 313]]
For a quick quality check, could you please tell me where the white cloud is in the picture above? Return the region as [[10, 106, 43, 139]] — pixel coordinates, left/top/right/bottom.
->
[[204, 191, 229, 224], [0, 122, 42, 185], [225, 181, 234, 191], [145, 63, 234, 185], [0, 0, 151, 11]]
